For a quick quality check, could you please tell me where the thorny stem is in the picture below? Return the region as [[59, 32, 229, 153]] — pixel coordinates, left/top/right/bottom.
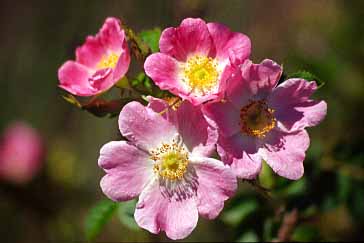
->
[[274, 209, 299, 242], [120, 20, 151, 66]]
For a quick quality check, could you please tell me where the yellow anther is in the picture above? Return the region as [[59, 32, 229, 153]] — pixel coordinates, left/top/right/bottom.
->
[[150, 140, 189, 180], [182, 55, 219, 94], [240, 100, 276, 138], [97, 52, 119, 69]]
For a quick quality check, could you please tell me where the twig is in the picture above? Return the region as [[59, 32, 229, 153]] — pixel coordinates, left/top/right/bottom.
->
[[245, 179, 285, 215], [274, 208, 299, 242]]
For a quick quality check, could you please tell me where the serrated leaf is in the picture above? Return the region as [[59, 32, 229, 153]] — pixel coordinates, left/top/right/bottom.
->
[[117, 199, 140, 231], [139, 28, 161, 53], [288, 70, 325, 88], [221, 199, 258, 226], [84, 200, 118, 241]]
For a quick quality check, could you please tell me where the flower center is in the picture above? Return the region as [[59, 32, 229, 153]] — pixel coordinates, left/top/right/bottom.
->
[[240, 100, 276, 138], [182, 55, 219, 95], [97, 52, 119, 69], [150, 141, 189, 180]]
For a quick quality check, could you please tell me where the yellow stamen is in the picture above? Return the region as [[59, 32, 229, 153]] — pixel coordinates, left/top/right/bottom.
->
[[159, 97, 182, 115], [150, 140, 189, 180], [97, 52, 119, 69], [182, 55, 219, 94], [240, 100, 276, 138]]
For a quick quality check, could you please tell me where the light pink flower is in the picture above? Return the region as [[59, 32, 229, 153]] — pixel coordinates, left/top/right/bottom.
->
[[98, 100, 236, 240], [203, 59, 327, 180], [58, 17, 130, 96], [144, 18, 251, 105], [0, 122, 44, 184]]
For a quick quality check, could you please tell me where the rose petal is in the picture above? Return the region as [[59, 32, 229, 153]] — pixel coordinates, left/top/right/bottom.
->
[[260, 129, 310, 180], [177, 101, 218, 157], [159, 18, 212, 62], [75, 36, 105, 69], [203, 100, 240, 138], [119, 102, 177, 150], [98, 17, 125, 52], [98, 141, 153, 201], [191, 156, 237, 219], [217, 134, 261, 179], [58, 61, 98, 96], [227, 59, 282, 108], [269, 78, 327, 132], [144, 53, 188, 96], [207, 22, 251, 64], [135, 179, 198, 240]]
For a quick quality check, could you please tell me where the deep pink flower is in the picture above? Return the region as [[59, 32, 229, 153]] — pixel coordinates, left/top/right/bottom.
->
[[98, 100, 236, 240], [58, 17, 130, 96], [144, 18, 251, 105], [0, 122, 44, 184], [203, 59, 327, 180]]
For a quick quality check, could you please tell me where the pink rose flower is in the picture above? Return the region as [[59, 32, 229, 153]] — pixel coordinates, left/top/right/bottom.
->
[[203, 59, 327, 180], [58, 17, 130, 96], [0, 122, 44, 184], [144, 18, 251, 105], [98, 100, 237, 240]]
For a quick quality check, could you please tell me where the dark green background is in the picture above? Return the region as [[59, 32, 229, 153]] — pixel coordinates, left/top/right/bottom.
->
[[1, 0, 363, 242]]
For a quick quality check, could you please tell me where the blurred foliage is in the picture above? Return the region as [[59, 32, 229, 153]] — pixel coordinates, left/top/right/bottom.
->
[[84, 200, 118, 241], [139, 28, 161, 53], [0, 0, 364, 242]]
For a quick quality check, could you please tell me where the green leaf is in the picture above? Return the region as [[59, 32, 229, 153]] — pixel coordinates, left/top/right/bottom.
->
[[288, 70, 325, 88], [236, 231, 259, 242], [221, 199, 258, 226], [276, 178, 307, 198], [292, 225, 320, 241], [84, 200, 118, 241], [139, 28, 161, 53], [117, 200, 140, 231], [62, 94, 82, 108], [259, 160, 274, 189], [115, 76, 130, 89]]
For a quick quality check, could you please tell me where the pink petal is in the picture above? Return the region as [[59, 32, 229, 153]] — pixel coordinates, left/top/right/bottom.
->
[[207, 22, 251, 65], [217, 134, 261, 179], [159, 18, 212, 62], [260, 129, 310, 180], [144, 53, 188, 96], [119, 102, 177, 150], [203, 100, 240, 138], [227, 59, 282, 108], [268, 79, 327, 132], [88, 68, 114, 91], [135, 179, 198, 240], [0, 122, 43, 184], [146, 96, 177, 123], [112, 42, 130, 82], [58, 61, 97, 96], [191, 157, 237, 219], [75, 35, 105, 69], [98, 141, 153, 201], [98, 17, 126, 52], [177, 101, 218, 157]]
